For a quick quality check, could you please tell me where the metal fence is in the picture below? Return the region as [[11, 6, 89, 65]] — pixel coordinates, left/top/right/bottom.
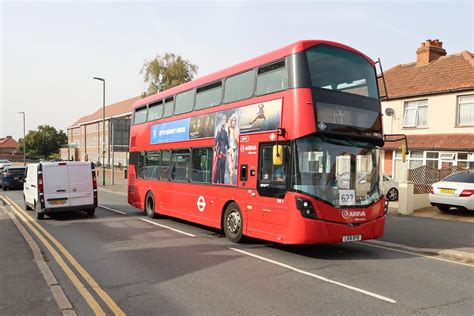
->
[[408, 165, 465, 194]]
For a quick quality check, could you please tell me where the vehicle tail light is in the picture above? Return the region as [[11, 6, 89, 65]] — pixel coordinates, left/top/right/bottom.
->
[[38, 173, 44, 193], [38, 166, 45, 208], [58, 162, 67, 166], [459, 189, 474, 197], [92, 163, 98, 206], [430, 186, 434, 194]]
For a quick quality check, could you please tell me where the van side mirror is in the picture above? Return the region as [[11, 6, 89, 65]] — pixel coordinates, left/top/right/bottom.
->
[[273, 145, 284, 166]]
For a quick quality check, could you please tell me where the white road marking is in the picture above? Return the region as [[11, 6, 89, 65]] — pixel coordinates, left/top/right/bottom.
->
[[230, 247, 396, 304], [99, 205, 126, 215], [140, 218, 196, 238], [98, 204, 196, 238], [362, 241, 474, 268]]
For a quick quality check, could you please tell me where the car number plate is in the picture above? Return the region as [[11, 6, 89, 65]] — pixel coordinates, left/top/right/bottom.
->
[[14, 177, 19, 180], [440, 188, 455, 194], [50, 200, 66, 205], [343, 235, 362, 242]]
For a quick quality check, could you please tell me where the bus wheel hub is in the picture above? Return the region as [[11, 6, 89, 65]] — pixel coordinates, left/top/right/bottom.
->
[[227, 210, 241, 233]]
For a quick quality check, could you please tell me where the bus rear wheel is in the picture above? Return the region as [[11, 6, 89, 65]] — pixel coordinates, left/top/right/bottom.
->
[[145, 192, 157, 219], [223, 202, 244, 243]]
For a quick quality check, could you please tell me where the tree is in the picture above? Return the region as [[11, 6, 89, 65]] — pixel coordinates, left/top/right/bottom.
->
[[140, 53, 198, 96], [19, 125, 67, 159]]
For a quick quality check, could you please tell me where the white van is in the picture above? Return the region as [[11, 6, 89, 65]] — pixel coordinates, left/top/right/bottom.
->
[[23, 161, 98, 219]]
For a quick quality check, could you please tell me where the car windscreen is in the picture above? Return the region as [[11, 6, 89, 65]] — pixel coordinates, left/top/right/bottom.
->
[[443, 173, 474, 183]]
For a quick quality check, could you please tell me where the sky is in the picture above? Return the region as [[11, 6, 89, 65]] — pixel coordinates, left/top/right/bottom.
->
[[1, 0, 473, 140]]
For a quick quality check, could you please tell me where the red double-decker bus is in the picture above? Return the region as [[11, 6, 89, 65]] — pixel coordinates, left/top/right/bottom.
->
[[128, 40, 387, 244]]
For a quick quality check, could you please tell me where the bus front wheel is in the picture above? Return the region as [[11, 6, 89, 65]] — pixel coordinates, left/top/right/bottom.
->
[[223, 202, 244, 243], [145, 192, 157, 219]]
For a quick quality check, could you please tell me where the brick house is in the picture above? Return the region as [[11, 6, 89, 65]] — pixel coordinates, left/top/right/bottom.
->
[[66, 96, 141, 167], [380, 39, 474, 180], [0, 136, 23, 160]]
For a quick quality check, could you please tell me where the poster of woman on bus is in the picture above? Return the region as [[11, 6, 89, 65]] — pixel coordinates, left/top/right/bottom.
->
[[212, 109, 240, 186], [240, 99, 282, 134]]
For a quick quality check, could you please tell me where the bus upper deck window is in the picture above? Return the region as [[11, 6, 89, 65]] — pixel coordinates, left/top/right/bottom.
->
[[224, 69, 255, 103], [256, 60, 288, 96]]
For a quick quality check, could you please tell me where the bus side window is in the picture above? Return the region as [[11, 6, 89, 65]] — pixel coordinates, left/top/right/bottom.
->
[[160, 150, 171, 180], [191, 147, 212, 183], [256, 60, 288, 96], [138, 152, 145, 178], [145, 151, 160, 179], [171, 149, 190, 181], [224, 69, 255, 104]]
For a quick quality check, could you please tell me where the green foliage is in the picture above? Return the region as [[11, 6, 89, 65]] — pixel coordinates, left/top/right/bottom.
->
[[140, 53, 198, 96], [18, 125, 67, 159]]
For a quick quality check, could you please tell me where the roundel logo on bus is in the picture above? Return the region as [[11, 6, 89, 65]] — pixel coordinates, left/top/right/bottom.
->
[[197, 196, 206, 212], [341, 210, 366, 220]]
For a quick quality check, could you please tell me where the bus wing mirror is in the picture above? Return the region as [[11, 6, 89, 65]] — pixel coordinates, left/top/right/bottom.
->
[[273, 145, 284, 166]]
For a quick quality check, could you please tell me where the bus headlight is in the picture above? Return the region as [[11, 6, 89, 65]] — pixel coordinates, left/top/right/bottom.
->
[[295, 197, 317, 219]]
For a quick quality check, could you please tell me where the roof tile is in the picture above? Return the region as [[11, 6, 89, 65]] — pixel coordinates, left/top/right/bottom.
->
[[379, 51, 474, 99]]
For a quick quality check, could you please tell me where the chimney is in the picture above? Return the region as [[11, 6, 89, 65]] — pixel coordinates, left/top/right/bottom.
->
[[416, 39, 447, 66]]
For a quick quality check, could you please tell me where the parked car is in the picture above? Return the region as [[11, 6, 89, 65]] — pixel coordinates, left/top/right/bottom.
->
[[2, 166, 27, 190], [0, 159, 12, 169], [23, 161, 98, 219], [429, 172, 474, 212], [383, 175, 399, 201], [337, 173, 399, 201]]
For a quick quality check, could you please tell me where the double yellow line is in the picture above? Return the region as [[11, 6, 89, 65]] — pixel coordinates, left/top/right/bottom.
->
[[0, 195, 125, 316]]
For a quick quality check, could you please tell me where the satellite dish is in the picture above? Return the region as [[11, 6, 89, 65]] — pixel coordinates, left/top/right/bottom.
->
[[385, 108, 395, 116]]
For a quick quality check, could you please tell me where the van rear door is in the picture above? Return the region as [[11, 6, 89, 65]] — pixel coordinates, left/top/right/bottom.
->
[[43, 163, 71, 208], [67, 163, 93, 207]]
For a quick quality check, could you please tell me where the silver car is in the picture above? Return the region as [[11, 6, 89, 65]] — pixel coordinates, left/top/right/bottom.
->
[[383, 175, 399, 201]]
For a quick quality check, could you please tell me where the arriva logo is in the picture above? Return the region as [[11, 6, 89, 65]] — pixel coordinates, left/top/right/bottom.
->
[[341, 210, 366, 219]]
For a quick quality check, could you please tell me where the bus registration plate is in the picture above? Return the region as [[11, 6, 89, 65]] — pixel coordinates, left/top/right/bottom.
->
[[343, 235, 361, 242]]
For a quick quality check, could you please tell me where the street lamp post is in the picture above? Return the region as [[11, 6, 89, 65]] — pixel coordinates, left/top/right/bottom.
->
[[17, 112, 26, 166], [93, 77, 106, 186]]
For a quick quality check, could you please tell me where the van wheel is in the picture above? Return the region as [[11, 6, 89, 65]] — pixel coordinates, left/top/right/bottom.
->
[[86, 208, 95, 216], [223, 202, 244, 243], [35, 201, 44, 220], [2, 186, 7, 191], [145, 192, 157, 219]]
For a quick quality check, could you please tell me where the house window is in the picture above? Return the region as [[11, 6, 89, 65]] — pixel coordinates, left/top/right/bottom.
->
[[457, 95, 474, 126], [403, 100, 428, 128]]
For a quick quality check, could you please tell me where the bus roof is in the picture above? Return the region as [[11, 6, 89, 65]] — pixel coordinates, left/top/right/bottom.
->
[[133, 39, 375, 109]]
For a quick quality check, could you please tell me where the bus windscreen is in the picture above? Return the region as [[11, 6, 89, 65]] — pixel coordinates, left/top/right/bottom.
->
[[305, 45, 382, 136]]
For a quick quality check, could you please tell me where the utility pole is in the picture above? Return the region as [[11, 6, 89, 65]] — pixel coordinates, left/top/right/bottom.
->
[[17, 112, 26, 166], [93, 77, 106, 186]]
